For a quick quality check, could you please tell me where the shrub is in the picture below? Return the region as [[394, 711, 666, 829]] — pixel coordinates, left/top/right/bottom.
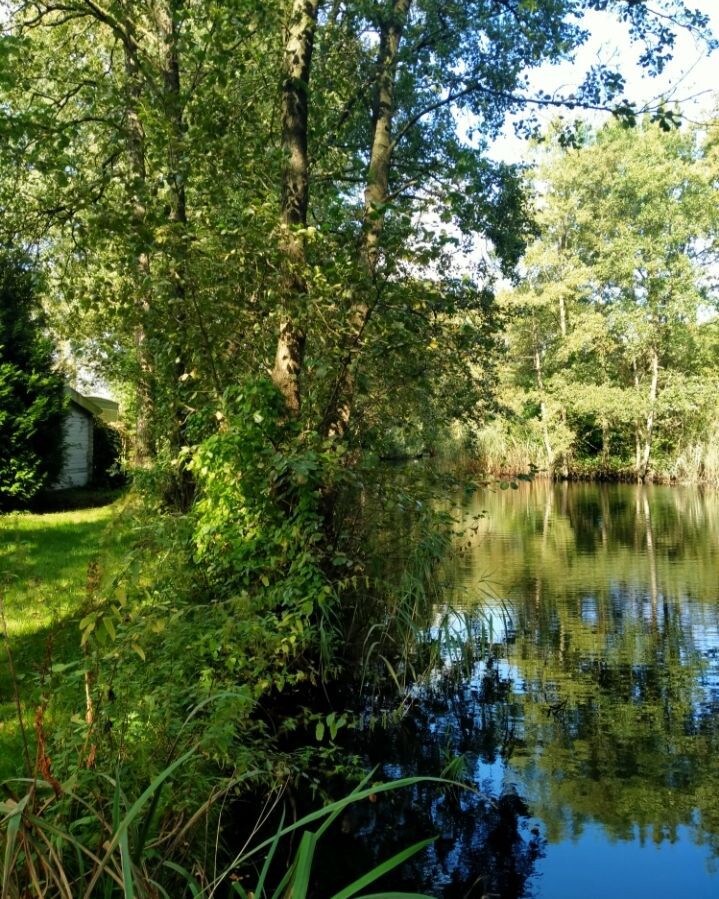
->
[[0, 252, 65, 508]]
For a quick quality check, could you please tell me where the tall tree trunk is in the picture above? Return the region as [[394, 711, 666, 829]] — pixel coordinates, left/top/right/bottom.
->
[[157, 0, 187, 236], [322, 0, 411, 439], [641, 347, 659, 481], [271, 0, 321, 415], [124, 45, 155, 466], [632, 359, 642, 480], [533, 346, 554, 469], [362, 0, 412, 273], [557, 291, 569, 478], [159, 0, 222, 407], [155, 0, 198, 508], [558, 293, 567, 340], [600, 420, 609, 473], [555, 234, 570, 478]]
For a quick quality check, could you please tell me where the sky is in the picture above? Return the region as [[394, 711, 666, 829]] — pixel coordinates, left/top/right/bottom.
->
[[490, 0, 719, 163]]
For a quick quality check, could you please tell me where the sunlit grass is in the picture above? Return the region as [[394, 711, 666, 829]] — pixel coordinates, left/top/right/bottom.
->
[[0, 502, 125, 780]]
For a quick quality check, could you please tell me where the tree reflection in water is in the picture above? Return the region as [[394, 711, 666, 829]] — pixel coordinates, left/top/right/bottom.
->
[[319, 677, 545, 898], [319, 483, 719, 897]]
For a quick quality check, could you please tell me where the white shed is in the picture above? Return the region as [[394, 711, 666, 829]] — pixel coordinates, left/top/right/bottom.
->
[[54, 388, 118, 489]]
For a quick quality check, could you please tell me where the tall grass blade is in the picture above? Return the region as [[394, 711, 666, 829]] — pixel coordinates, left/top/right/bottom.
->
[[286, 830, 316, 899], [82, 747, 196, 899], [162, 859, 201, 897], [119, 828, 135, 898], [254, 806, 286, 897], [2, 794, 29, 898], [314, 769, 375, 842], [239, 776, 458, 866], [112, 771, 121, 832], [25, 813, 125, 890], [133, 776, 164, 863], [379, 655, 403, 695], [267, 862, 294, 899], [147, 877, 173, 899], [331, 838, 435, 899]]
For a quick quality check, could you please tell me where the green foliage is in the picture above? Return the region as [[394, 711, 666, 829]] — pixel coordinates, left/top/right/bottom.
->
[[0, 749, 447, 899], [0, 1, 715, 894], [491, 118, 719, 480], [43, 394, 347, 796], [92, 421, 124, 488], [0, 0, 706, 466], [0, 253, 65, 507], [189, 381, 346, 684]]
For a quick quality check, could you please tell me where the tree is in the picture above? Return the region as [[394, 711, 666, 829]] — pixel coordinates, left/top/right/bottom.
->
[[2, 1, 712, 474], [0, 3, 717, 890], [0, 252, 65, 507], [0, 0, 712, 806], [264, 0, 715, 441], [1, 1, 282, 489], [497, 117, 719, 480]]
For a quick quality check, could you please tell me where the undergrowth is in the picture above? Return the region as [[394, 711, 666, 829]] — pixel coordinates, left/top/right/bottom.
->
[[1, 385, 485, 896]]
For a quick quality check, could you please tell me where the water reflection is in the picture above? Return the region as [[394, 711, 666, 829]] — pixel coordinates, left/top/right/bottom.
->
[[452, 482, 719, 895], [321, 688, 546, 898], [329, 483, 719, 897]]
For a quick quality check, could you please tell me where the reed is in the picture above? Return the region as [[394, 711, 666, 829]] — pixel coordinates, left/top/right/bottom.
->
[[473, 421, 545, 476], [0, 748, 453, 898], [670, 425, 719, 484]]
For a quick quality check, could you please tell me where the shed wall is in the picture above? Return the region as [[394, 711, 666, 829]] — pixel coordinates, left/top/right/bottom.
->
[[56, 406, 93, 488]]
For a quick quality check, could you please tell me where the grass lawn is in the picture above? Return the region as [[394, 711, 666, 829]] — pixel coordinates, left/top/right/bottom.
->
[[0, 500, 126, 780]]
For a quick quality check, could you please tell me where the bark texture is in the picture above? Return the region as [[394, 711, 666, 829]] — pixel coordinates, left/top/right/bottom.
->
[[271, 0, 321, 415], [632, 349, 659, 481], [124, 43, 155, 466], [323, 0, 412, 439], [640, 347, 659, 480], [534, 346, 555, 468]]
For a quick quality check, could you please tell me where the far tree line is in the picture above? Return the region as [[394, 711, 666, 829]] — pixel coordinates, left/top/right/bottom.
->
[[478, 116, 719, 483]]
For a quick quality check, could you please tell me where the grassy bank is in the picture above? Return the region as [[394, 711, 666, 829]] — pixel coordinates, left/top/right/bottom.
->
[[0, 501, 125, 780], [0, 482, 456, 896]]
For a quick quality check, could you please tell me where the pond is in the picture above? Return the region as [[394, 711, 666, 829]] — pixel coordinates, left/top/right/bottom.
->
[[321, 481, 719, 898]]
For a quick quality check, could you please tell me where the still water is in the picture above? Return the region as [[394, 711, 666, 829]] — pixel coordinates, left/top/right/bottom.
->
[[327, 482, 719, 898]]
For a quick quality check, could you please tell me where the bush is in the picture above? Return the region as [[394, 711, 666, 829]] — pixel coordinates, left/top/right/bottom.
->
[[92, 420, 125, 487], [0, 252, 65, 508]]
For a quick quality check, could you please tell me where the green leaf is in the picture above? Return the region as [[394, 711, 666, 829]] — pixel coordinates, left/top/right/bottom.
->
[[162, 861, 201, 897], [254, 807, 286, 898], [82, 749, 196, 899], [287, 830, 316, 899], [2, 795, 29, 898], [239, 775, 465, 867], [103, 616, 117, 640], [332, 838, 435, 899], [119, 828, 135, 898]]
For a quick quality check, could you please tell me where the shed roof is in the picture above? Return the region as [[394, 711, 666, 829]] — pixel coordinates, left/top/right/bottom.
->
[[65, 386, 105, 418], [86, 395, 120, 423]]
